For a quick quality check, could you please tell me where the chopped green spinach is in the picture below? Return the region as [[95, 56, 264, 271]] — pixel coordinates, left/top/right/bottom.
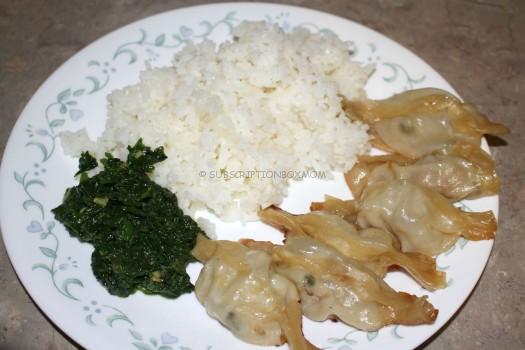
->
[[52, 139, 203, 298]]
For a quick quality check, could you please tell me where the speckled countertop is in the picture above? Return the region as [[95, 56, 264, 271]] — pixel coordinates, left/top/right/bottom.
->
[[1, 0, 524, 349]]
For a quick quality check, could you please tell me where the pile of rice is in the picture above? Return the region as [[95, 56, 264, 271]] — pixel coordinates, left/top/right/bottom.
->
[[62, 21, 371, 221]]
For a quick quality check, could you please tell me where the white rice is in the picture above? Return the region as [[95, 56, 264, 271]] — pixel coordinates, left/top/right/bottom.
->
[[61, 21, 371, 221]]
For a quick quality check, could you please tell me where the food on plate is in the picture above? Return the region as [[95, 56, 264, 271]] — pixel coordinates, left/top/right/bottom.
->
[[46, 17, 508, 348], [52, 140, 204, 298], [272, 235, 438, 331], [345, 142, 500, 200], [340, 89, 505, 256], [343, 88, 508, 158], [193, 233, 436, 336], [191, 235, 316, 350], [60, 21, 372, 222], [259, 207, 445, 290], [310, 195, 402, 250], [356, 180, 497, 255], [310, 195, 359, 223]]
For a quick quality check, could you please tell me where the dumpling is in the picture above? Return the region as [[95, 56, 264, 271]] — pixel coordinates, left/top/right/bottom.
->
[[345, 142, 500, 201], [357, 180, 497, 255], [272, 235, 438, 331], [310, 195, 358, 223], [191, 235, 316, 350], [310, 195, 402, 250], [259, 207, 445, 290], [343, 88, 508, 158]]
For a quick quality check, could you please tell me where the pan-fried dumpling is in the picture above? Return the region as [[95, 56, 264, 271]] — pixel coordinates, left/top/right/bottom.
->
[[272, 235, 438, 331], [310, 195, 402, 250], [191, 235, 315, 350], [357, 180, 497, 255], [259, 207, 445, 290], [310, 195, 358, 223], [346, 143, 500, 201], [343, 88, 508, 158]]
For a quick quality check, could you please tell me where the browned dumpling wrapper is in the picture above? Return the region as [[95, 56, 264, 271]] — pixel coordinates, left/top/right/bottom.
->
[[343, 88, 508, 158], [310, 195, 402, 250], [345, 143, 500, 201], [310, 195, 359, 223], [191, 235, 317, 350], [259, 207, 445, 290], [272, 235, 438, 331], [357, 180, 497, 255]]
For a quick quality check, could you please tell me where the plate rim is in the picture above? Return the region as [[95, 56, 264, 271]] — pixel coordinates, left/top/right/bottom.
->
[[0, 2, 497, 350]]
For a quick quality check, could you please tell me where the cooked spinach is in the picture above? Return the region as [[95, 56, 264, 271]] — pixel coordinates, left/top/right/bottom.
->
[[52, 139, 203, 298]]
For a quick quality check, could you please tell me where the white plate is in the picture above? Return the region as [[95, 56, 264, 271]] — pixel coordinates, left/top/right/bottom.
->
[[0, 3, 498, 350]]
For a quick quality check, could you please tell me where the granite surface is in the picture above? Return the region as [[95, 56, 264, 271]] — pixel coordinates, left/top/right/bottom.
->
[[0, 0, 524, 349]]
